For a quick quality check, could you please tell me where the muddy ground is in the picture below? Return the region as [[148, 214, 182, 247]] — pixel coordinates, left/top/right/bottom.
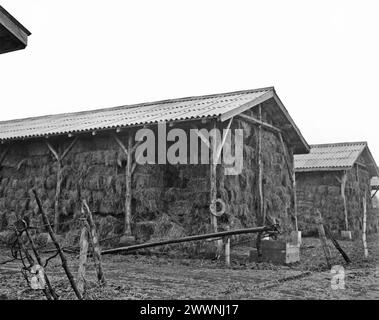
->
[[0, 235, 378, 300]]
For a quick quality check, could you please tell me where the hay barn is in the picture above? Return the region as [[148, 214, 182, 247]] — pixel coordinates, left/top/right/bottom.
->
[[0, 5, 31, 54], [0, 87, 309, 251], [294, 142, 379, 237]]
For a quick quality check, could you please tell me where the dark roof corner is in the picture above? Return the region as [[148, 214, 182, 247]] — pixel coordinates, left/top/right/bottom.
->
[[0, 5, 31, 54]]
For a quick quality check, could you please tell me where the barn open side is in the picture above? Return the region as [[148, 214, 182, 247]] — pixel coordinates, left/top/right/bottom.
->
[[0, 87, 309, 255]]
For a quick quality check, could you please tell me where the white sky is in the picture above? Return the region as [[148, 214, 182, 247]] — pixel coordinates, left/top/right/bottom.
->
[[1, 0, 379, 161]]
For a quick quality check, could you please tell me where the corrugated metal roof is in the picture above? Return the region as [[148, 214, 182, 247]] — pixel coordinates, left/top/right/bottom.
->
[[0, 88, 271, 141], [294, 142, 379, 177], [0, 86, 310, 153]]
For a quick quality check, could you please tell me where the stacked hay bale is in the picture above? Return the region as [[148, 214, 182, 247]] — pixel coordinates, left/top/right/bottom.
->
[[296, 159, 375, 236]]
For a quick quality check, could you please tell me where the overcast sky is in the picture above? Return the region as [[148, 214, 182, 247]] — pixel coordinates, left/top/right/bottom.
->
[[1, 1, 379, 160]]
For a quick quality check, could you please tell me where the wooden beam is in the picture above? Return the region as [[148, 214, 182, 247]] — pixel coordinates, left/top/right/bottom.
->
[[362, 192, 368, 258], [257, 105, 264, 225], [215, 117, 233, 163], [0, 145, 10, 166], [293, 166, 298, 231], [220, 89, 274, 122], [124, 135, 133, 235], [45, 139, 78, 233], [209, 120, 222, 258], [341, 171, 349, 230], [191, 125, 210, 149], [371, 189, 378, 199], [278, 132, 294, 185], [112, 134, 129, 156], [61, 137, 79, 161], [45, 141, 60, 162], [237, 113, 281, 134]]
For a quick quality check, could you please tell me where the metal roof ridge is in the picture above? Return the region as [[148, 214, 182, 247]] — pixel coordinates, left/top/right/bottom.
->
[[309, 141, 368, 148]]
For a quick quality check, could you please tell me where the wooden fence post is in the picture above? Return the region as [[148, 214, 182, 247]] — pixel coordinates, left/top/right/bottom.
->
[[362, 193, 368, 258], [77, 221, 89, 295], [82, 200, 106, 286], [316, 210, 332, 268], [224, 226, 231, 268]]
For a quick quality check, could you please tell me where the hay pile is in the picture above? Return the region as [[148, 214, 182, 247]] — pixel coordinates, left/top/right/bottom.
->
[[296, 166, 376, 236]]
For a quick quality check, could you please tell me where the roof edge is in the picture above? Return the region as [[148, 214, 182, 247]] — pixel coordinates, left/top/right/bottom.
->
[[0, 5, 31, 36], [0, 87, 274, 126]]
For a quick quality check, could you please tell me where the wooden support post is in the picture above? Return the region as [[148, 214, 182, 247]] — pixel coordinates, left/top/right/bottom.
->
[[82, 200, 106, 286], [125, 135, 133, 235], [77, 222, 89, 296], [316, 210, 332, 268], [257, 105, 264, 225], [112, 133, 139, 237], [293, 167, 298, 231], [46, 138, 78, 233], [54, 161, 62, 233], [341, 171, 349, 230], [33, 189, 83, 300], [209, 120, 222, 257], [362, 193, 368, 258]]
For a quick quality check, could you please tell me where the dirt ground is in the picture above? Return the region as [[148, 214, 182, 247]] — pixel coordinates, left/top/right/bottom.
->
[[0, 235, 378, 300]]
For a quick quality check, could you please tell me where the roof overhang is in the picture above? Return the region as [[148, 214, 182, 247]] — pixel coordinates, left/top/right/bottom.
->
[[0, 6, 31, 54], [220, 88, 310, 154]]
